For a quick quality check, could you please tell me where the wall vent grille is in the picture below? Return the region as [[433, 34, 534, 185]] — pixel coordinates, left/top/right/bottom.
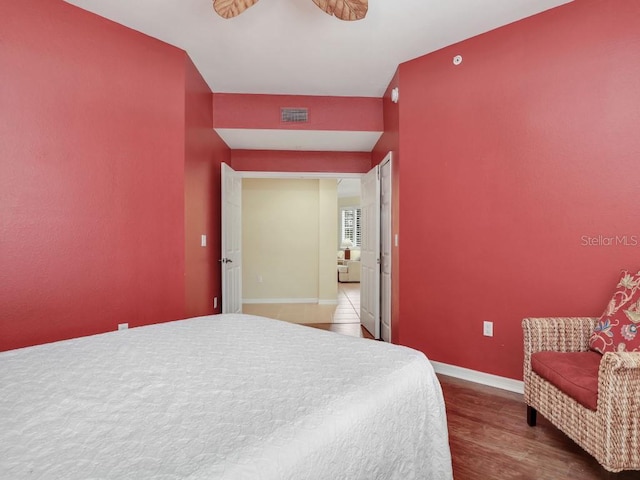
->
[[281, 108, 308, 123]]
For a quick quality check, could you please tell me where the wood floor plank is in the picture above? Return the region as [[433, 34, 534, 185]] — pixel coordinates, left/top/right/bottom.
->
[[439, 375, 639, 480]]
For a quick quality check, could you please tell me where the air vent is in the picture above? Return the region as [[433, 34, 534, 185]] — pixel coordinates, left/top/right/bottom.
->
[[281, 108, 308, 123]]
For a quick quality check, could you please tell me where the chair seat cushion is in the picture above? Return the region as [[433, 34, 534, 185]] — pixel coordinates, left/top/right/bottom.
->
[[531, 351, 601, 411]]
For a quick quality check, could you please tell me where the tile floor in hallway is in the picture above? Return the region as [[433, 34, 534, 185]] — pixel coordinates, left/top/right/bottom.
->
[[242, 282, 373, 338]]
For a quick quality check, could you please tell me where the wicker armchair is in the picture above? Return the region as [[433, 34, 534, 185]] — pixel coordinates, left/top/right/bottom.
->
[[522, 317, 640, 473]]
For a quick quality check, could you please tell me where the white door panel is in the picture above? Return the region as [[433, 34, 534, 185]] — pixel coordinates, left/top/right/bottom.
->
[[360, 164, 380, 339], [221, 163, 242, 314], [380, 154, 392, 342]]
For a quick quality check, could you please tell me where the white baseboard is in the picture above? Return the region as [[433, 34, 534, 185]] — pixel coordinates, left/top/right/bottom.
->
[[430, 361, 524, 394], [318, 299, 338, 305], [243, 298, 319, 304]]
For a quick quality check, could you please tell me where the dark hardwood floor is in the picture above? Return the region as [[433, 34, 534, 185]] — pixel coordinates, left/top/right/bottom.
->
[[439, 375, 639, 480]]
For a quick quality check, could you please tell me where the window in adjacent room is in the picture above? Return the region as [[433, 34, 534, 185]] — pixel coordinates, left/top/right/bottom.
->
[[341, 207, 361, 247]]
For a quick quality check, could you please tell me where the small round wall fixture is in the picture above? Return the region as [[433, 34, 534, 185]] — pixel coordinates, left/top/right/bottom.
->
[[453, 55, 463, 66]]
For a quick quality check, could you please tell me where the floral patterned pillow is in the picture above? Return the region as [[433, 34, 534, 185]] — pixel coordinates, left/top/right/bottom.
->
[[589, 270, 640, 354]]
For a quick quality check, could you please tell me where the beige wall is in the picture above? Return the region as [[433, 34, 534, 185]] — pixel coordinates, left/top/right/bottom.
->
[[242, 178, 337, 303], [318, 179, 338, 303]]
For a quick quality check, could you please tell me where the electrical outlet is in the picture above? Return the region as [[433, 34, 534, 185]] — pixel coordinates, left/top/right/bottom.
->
[[483, 321, 493, 337], [118, 323, 128, 331], [257, 275, 263, 283], [213, 297, 218, 310]]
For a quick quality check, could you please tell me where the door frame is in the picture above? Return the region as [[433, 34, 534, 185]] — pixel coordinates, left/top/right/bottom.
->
[[221, 166, 392, 341]]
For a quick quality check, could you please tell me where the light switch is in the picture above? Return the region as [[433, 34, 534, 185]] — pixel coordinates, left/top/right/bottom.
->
[[201, 234, 207, 247], [483, 321, 493, 337]]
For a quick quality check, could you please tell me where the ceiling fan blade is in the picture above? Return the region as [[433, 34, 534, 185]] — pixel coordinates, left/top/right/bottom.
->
[[213, 0, 260, 19], [312, 0, 368, 21]]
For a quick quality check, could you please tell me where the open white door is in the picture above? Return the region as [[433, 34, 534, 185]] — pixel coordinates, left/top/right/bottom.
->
[[221, 163, 242, 313], [380, 154, 392, 342], [360, 164, 381, 339]]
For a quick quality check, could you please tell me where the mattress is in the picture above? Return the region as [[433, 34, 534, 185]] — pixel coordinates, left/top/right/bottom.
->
[[1, 314, 453, 479]]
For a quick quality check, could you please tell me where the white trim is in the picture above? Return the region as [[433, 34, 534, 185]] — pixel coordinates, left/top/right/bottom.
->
[[239, 171, 363, 179], [243, 298, 319, 304], [318, 299, 338, 305], [430, 361, 524, 394]]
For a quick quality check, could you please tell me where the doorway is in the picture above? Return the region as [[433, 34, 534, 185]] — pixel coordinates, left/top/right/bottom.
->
[[221, 155, 393, 341]]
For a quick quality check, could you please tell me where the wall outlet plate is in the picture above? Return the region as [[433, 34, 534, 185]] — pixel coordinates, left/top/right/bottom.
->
[[118, 323, 128, 331]]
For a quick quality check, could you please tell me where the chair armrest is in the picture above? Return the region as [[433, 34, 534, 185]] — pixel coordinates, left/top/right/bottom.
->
[[346, 260, 360, 271], [523, 317, 597, 353], [598, 351, 640, 407], [522, 317, 597, 379], [345, 260, 360, 282]]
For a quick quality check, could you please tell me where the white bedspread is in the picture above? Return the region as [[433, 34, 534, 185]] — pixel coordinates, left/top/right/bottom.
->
[[1, 314, 452, 479]]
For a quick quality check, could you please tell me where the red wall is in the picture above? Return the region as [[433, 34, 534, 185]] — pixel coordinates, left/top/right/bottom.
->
[[372, 69, 401, 342], [184, 57, 230, 318], [214, 93, 383, 132], [219, 93, 378, 176], [231, 150, 371, 173], [0, 1, 224, 350], [395, 0, 640, 379]]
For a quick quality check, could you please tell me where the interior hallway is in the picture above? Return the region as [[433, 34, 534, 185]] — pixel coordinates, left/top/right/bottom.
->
[[243, 282, 372, 338]]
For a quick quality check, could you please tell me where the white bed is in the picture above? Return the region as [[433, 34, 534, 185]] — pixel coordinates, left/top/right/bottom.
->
[[0, 314, 453, 479]]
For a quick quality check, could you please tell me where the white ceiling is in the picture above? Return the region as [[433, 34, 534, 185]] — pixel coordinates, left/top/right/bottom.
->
[[63, 0, 571, 152]]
